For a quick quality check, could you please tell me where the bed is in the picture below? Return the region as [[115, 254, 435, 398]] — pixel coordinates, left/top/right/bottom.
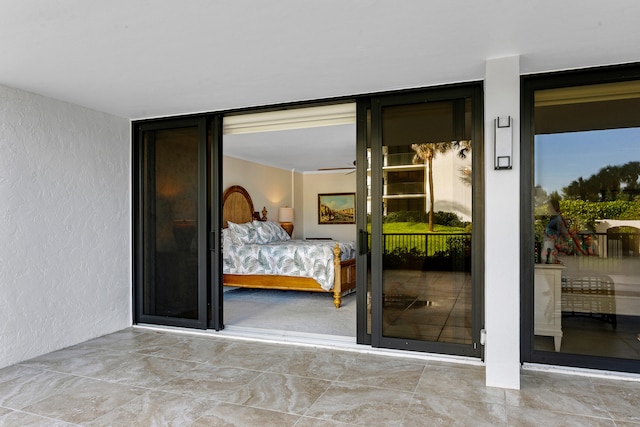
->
[[222, 185, 357, 308]]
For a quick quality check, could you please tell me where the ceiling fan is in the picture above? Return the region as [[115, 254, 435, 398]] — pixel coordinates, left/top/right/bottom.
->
[[317, 160, 356, 174]]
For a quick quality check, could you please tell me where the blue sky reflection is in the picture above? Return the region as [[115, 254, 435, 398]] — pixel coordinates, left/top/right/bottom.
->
[[535, 127, 640, 194]]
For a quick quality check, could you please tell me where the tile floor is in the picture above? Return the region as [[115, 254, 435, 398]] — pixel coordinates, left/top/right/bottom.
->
[[382, 270, 472, 345], [1, 328, 639, 426]]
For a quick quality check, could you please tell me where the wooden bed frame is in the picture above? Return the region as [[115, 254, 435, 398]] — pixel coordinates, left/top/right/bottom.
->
[[222, 185, 356, 308]]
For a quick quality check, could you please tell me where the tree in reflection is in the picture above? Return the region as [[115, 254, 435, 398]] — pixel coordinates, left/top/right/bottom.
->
[[563, 161, 640, 201], [412, 140, 472, 231]]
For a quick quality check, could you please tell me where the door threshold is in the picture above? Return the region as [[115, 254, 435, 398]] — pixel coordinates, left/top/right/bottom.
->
[[134, 324, 483, 366], [219, 325, 357, 348], [522, 363, 640, 382]]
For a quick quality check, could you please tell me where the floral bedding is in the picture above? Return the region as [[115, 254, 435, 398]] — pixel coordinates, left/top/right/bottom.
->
[[222, 221, 356, 291]]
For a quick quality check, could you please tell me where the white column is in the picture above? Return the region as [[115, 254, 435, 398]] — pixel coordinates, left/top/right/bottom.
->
[[484, 56, 521, 389]]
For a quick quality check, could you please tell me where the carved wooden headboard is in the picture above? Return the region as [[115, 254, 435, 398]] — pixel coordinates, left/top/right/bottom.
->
[[222, 185, 267, 228]]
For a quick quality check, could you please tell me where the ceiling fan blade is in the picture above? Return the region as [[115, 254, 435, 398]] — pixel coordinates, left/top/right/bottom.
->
[[318, 160, 357, 172], [317, 167, 356, 171]]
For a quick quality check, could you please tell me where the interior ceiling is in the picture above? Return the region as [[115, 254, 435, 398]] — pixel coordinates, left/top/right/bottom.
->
[[224, 123, 356, 173], [2, 1, 639, 172]]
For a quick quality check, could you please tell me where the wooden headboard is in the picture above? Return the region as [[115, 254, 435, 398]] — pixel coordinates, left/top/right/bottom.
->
[[222, 185, 267, 228]]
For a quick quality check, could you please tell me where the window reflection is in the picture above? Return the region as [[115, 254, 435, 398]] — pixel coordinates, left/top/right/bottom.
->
[[533, 81, 640, 359], [380, 99, 473, 344]]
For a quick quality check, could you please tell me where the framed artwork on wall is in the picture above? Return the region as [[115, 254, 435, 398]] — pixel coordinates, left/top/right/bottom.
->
[[318, 193, 355, 224]]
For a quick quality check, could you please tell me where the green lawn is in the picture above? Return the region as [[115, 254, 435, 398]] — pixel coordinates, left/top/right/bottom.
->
[[381, 222, 467, 234]]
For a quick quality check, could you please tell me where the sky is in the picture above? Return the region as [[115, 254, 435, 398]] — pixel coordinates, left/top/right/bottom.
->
[[535, 127, 640, 195]]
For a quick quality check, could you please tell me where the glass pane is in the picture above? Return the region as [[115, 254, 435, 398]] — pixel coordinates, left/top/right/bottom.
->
[[381, 100, 473, 344], [533, 81, 640, 359], [142, 127, 199, 319]]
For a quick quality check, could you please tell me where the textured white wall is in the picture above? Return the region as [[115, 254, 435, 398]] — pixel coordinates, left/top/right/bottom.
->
[[484, 56, 521, 389], [0, 85, 132, 368]]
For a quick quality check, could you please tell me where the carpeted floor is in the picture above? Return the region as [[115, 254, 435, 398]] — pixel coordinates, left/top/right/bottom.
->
[[223, 287, 356, 336]]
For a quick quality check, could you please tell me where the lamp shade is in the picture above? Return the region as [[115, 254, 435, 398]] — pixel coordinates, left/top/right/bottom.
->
[[278, 207, 294, 223]]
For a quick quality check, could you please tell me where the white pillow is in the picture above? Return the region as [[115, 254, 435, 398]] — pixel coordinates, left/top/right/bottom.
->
[[227, 221, 260, 245], [253, 220, 291, 243], [221, 228, 237, 249]]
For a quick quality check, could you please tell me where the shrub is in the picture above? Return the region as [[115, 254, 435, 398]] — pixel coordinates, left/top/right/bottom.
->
[[382, 235, 471, 271], [382, 247, 426, 269], [383, 210, 468, 227], [535, 200, 640, 234], [383, 211, 428, 223], [560, 200, 640, 231], [433, 211, 467, 228], [446, 235, 469, 256]]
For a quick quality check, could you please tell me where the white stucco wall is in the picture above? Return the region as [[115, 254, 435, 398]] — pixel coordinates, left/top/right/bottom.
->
[[429, 150, 473, 222], [484, 56, 521, 389], [595, 220, 640, 233], [0, 85, 131, 368]]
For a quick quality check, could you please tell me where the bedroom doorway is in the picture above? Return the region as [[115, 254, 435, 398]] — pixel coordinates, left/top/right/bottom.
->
[[366, 85, 484, 357], [220, 104, 359, 337]]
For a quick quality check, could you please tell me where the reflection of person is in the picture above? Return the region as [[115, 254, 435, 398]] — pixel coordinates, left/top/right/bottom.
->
[[544, 199, 570, 262], [543, 198, 586, 262], [580, 233, 599, 256], [545, 199, 564, 233]]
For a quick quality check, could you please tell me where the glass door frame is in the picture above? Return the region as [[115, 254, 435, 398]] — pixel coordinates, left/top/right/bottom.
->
[[366, 84, 484, 357], [133, 116, 210, 329], [209, 114, 224, 331], [356, 100, 371, 345], [520, 64, 640, 373]]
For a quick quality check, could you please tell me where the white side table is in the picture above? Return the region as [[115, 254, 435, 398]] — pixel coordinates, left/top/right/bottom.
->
[[534, 264, 565, 351]]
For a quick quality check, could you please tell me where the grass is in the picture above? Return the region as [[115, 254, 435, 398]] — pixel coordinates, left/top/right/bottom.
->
[[381, 222, 467, 234]]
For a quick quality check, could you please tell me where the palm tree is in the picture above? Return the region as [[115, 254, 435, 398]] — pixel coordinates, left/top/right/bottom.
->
[[453, 139, 472, 160], [411, 141, 454, 231], [454, 139, 473, 186]]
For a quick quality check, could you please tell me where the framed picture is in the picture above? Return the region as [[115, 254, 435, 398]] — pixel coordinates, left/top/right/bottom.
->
[[318, 193, 355, 224]]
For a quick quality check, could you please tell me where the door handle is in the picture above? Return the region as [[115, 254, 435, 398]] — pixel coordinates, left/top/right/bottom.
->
[[359, 229, 368, 256]]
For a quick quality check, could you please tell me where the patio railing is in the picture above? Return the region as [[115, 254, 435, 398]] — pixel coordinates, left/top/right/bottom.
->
[[382, 233, 471, 257]]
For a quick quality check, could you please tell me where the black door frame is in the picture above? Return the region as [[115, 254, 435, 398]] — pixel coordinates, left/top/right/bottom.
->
[[132, 85, 484, 360], [366, 84, 484, 357], [133, 116, 209, 329], [355, 99, 372, 345], [209, 114, 224, 331], [520, 63, 640, 373]]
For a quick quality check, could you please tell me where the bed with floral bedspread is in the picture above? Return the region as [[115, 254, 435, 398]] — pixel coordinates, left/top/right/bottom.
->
[[221, 185, 357, 308]]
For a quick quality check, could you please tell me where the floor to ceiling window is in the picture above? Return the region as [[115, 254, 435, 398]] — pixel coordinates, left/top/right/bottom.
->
[[523, 66, 640, 372]]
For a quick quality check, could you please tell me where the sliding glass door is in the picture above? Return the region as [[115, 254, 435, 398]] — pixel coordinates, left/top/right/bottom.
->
[[523, 66, 640, 373], [366, 86, 483, 356], [134, 117, 210, 328]]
